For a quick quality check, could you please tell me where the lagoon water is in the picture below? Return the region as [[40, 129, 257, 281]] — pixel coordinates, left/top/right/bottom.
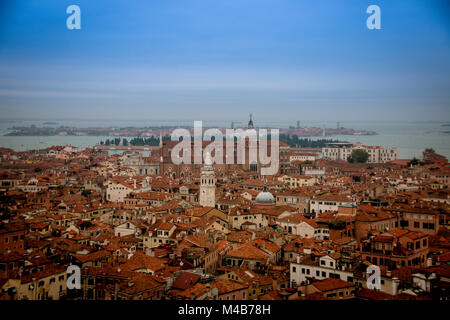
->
[[0, 119, 449, 160]]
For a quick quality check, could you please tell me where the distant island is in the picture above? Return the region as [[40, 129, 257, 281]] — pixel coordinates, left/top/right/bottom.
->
[[98, 135, 344, 148], [5, 125, 377, 138]]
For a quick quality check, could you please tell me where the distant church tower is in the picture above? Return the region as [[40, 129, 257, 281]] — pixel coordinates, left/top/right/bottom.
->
[[248, 114, 254, 129], [199, 152, 216, 207]]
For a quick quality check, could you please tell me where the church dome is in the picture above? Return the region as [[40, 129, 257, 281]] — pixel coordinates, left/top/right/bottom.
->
[[255, 191, 275, 205]]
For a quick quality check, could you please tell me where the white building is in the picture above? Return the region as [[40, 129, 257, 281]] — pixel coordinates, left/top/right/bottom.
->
[[290, 254, 354, 286], [106, 177, 150, 202], [114, 221, 140, 237], [322, 143, 397, 163], [303, 166, 326, 178], [309, 194, 355, 217], [277, 214, 330, 240], [290, 153, 318, 163]]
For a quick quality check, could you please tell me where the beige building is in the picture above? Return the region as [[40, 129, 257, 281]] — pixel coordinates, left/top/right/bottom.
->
[[1, 266, 67, 300], [278, 174, 317, 188]]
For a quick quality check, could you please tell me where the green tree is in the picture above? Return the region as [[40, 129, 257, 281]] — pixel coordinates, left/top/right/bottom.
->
[[408, 157, 420, 166], [348, 149, 369, 163], [122, 138, 128, 146]]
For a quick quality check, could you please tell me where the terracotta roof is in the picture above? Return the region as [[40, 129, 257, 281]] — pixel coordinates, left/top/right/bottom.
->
[[72, 250, 111, 263], [226, 243, 268, 260], [172, 272, 201, 290], [311, 278, 355, 292], [211, 279, 248, 294]]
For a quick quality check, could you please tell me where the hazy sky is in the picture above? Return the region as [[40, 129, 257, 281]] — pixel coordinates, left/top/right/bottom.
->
[[0, 0, 449, 122]]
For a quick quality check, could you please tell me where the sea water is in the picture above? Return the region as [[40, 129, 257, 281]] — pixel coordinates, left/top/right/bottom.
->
[[0, 119, 448, 159]]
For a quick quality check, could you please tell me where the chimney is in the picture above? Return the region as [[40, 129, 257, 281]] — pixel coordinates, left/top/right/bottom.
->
[[272, 278, 277, 291], [392, 278, 400, 295]]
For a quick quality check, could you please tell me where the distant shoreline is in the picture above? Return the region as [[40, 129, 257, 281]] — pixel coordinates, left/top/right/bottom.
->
[[4, 125, 377, 138]]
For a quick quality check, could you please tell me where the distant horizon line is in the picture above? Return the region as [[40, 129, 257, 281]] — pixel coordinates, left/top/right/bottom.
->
[[0, 118, 449, 124]]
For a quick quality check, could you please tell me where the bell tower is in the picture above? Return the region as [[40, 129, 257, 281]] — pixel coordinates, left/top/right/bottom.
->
[[248, 113, 254, 129], [199, 152, 216, 207]]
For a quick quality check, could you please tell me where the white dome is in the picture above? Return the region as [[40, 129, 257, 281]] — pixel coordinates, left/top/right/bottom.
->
[[255, 191, 275, 205]]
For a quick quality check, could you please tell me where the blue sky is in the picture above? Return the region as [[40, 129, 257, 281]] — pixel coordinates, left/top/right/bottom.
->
[[0, 0, 449, 122]]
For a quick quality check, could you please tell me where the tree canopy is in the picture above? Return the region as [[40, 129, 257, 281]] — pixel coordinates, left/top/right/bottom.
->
[[348, 149, 369, 163]]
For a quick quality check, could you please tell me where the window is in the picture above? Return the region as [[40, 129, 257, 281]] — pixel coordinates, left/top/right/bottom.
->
[[320, 260, 325, 266], [292, 267, 296, 273]]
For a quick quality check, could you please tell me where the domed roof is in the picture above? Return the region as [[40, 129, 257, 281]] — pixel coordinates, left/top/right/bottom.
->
[[255, 191, 275, 205]]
